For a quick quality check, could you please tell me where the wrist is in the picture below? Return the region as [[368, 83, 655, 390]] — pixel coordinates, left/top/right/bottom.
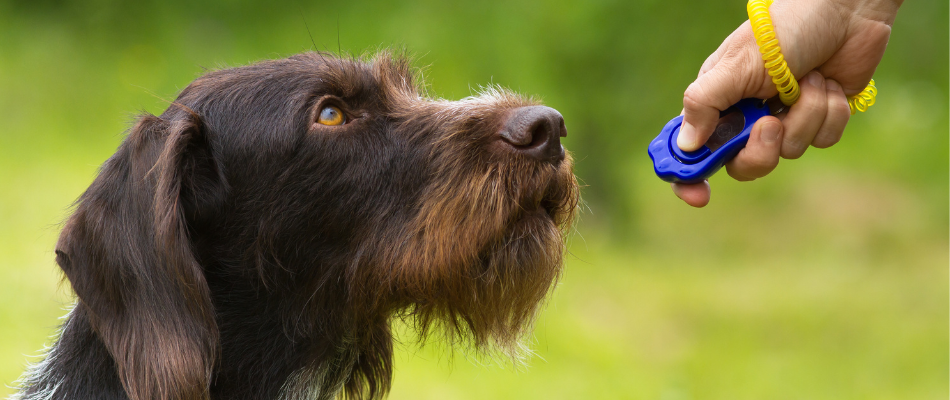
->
[[766, 1, 843, 77], [832, 0, 902, 25]]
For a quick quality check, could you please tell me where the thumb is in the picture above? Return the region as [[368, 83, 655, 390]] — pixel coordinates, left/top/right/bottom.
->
[[679, 22, 768, 152]]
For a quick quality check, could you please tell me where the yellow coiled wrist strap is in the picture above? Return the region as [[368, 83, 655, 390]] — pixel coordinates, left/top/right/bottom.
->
[[747, 0, 877, 114]]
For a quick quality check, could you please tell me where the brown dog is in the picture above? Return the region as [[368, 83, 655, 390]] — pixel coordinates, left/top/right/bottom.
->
[[14, 52, 578, 400]]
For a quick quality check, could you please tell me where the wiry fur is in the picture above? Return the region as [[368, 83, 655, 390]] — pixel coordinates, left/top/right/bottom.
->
[[13, 52, 578, 400]]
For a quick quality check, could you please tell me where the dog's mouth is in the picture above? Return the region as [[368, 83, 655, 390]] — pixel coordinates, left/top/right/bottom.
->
[[517, 206, 553, 224], [539, 197, 563, 219], [512, 176, 576, 229]]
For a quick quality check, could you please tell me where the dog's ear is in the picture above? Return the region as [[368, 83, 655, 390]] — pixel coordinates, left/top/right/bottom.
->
[[55, 112, 224, 400]]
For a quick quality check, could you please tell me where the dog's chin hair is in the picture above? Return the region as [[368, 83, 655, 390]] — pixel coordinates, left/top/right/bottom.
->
[[11, 348, 64, 400], [276, 360, 350, 400], [389, 154, 578, 363], [406, 215, 566, 362], [10, 306, 77, 400]]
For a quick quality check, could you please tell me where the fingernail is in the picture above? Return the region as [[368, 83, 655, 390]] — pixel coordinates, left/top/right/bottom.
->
[[761, 121, 781, 144], [677, 122, 699, 151], [807, 72, 824, 88], [826, 79, 842, 92]]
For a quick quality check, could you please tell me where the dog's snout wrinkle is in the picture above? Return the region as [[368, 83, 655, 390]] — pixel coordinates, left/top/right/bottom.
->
[[497, 106, 566, 163]]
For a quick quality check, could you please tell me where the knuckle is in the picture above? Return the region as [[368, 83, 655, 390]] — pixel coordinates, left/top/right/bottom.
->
[[831, 97, 853, 120], [683, 83, 708, 111], [684, 77, 736, 122], [726, 166, 754, 181], [699, 53, 720, 76], [752, 152, 780, 172], [812, 131, 841, 148], [798, 92, 827, 115], [734, 152, 778, 178], [781, 139, 808, 159]]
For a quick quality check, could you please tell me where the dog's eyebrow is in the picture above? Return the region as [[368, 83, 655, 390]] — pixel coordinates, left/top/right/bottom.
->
[[368, 54, 424, 109], [315, 58, 380, 101]]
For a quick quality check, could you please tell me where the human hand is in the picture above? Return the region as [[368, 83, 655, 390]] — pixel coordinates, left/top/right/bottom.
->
[[672, 0, 902, 207]]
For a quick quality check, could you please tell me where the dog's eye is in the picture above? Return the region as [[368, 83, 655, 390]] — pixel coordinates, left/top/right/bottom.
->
[[317, 106, 345, 126]]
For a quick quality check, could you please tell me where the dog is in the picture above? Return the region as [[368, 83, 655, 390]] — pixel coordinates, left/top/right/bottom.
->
[[13, 52, 578, 400]]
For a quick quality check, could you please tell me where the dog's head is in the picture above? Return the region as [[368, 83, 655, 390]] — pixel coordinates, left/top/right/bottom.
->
[[54, 52, 577, 399]]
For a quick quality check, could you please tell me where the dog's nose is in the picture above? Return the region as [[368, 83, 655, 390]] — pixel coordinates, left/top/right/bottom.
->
[[496, 106, 567, 162]]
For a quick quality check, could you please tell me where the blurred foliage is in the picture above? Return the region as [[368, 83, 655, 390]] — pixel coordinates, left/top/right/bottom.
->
[[0, 0, 946, 399]]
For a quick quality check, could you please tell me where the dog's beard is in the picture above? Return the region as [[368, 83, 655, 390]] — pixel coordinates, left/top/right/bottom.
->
[[374, 153, 578, 361]]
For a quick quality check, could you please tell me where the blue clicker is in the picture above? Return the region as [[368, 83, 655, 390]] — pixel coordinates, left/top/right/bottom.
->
[[648, 98, 770, 184]]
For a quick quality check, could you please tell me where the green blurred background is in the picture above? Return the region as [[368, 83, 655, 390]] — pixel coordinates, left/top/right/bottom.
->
[[0, 0, 947, 398]]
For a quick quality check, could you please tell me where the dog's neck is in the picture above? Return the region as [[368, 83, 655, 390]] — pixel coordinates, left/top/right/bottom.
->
[[16, 283, 374, 400], [13, 306, 128, 400], [204, 268, 362, 400]]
